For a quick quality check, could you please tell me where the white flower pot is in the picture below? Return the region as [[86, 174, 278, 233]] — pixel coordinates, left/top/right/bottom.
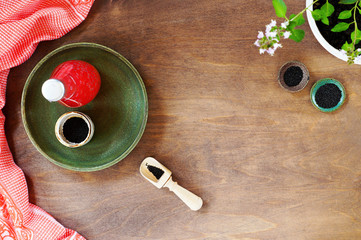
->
[[306, 0, 361, 64]]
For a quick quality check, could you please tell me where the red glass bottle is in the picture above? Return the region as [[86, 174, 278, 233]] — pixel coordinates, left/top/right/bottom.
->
[[41, 60, 101, 108]]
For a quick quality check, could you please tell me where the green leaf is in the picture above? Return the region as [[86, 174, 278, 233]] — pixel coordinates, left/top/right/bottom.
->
[[312, 9, 323, 21], [272, 0, 287, 18], [331, 22, 351, 32], [341, 41, 353, 51], [289, 29, 305, 42], [351, 28, 361, 44], [290, 14, 305, 26], [321, 17, 329, 25], [276, 34, 281, 42], [338, 10, 352, 19], [286, 21, 296, 31], [321, 2, 335, 17], [339, 0, 358, 4]]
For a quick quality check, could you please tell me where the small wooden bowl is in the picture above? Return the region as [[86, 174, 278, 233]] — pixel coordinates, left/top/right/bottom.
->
[[55, 111, 94, 148], [278, 61, 310, 92]]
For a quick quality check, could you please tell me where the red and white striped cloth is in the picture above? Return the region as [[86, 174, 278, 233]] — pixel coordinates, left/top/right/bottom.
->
[[0, 0, 93, 239]]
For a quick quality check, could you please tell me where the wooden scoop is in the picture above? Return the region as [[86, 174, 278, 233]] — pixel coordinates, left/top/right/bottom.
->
[[140, 157, 203, 211]]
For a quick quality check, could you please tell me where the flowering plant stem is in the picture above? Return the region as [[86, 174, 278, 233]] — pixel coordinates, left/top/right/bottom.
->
[[337, 0, 361, 64], [256, 0, 361, 64], [289, 0, 319, 22]]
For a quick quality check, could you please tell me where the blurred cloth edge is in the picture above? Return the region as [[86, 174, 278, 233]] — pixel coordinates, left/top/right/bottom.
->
[[0, 0, 94, 239]]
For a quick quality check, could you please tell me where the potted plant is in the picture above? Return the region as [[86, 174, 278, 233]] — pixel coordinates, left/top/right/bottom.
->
[[255, 0, 361, 64]]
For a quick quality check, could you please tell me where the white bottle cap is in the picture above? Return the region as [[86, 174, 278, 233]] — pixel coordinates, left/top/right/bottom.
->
[[41, 79, 65, 102]]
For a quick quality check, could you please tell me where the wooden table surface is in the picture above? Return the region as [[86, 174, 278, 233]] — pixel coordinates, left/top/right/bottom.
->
[[4, 0, 361, 239]]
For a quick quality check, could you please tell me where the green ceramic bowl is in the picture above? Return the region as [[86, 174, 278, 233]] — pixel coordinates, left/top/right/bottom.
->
[[21, 43, 148, 171], [310, 78, 346, 113]]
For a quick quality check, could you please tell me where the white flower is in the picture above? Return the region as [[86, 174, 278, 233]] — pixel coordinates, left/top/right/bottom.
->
[[267, 48, 275, 56], [266, 24, 272, 34], [273, 43, 282, 50], [257, 31, 264, 39], [270, 19, 277, 27], [283, 31, 291, 39], [339, 49, 347, 57], [281, 21, 289, 29], [266, 20, 276, 33], [259, 48, 266, 54], [254, 40, 260, 47], [266, 31, 277, 38], [357, 48, 361, 52], [355, 55, 361, 63]]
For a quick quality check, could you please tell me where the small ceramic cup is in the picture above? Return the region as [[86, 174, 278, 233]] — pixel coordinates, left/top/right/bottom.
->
[[278, 61, 310, 92], [55, 111, 94, 148], [310, 78, 346, 113]]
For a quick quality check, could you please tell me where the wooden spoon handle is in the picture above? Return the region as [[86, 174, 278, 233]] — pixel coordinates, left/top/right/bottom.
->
[[165, 177, 203, 211]]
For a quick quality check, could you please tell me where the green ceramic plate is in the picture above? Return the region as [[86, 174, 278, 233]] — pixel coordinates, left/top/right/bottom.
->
[[21, 42, 148, 171]]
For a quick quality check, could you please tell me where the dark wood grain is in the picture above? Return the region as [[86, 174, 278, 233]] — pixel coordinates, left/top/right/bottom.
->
[[4, 0, 361, 239]]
